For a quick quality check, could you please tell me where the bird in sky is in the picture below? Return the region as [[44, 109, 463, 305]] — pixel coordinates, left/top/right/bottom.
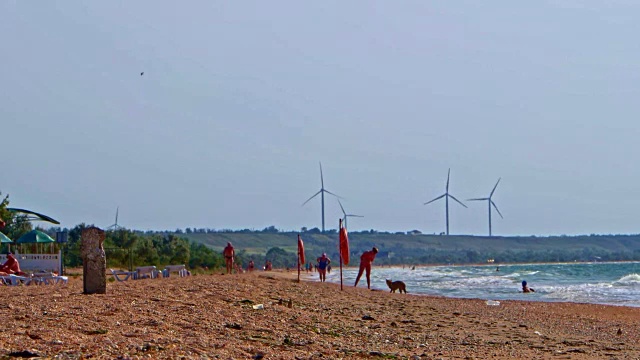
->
[[140, 72, 144, 76]]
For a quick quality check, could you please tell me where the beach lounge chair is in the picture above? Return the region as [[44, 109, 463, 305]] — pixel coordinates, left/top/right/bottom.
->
[[1, 274, 34, 286], [110, 269, 134, 282], [162, 264, 189, 278], [134, 266, 158, 280], [31, 273, 69, 285]]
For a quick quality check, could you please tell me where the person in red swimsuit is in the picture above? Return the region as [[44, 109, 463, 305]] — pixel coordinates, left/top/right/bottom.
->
[[354, 247, 379, 289]]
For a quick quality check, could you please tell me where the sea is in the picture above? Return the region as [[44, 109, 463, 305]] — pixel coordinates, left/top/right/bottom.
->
[[312, 261, 640, 307]]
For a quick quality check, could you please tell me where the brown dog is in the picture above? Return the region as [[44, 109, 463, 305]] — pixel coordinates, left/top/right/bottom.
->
[[386, 279, 407, 294]]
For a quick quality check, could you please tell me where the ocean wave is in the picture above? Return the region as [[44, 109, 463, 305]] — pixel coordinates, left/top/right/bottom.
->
[[614, 273, 640, 286]]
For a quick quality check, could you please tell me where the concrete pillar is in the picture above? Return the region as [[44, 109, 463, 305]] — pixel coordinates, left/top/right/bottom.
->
[[81, 227, 106, 294]]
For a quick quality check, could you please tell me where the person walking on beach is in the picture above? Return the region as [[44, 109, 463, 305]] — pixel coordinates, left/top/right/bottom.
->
[[316, 253, 331, 282], [223, 242, 235, 274], [354, 247, 379, 289]]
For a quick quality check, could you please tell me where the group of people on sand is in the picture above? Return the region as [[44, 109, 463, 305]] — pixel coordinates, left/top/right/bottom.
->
[[314, 247, 379, 289], [224, 242, 535, 293], [222, 242, 272, 274]]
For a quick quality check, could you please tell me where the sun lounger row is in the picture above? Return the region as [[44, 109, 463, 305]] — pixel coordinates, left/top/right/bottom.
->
[[0, 273, 68, 286], [110, 265, 190, 282]]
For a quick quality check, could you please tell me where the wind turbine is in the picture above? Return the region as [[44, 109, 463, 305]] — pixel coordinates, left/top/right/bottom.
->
[[302, 162, 340, 232], [423, 168, 467, 235], [467, 178, 503, 236], [337, 199, 363, 230], [107, 207, 124, 231]]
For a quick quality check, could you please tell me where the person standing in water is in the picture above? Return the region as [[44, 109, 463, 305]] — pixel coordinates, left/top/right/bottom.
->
[[522, 280, 535, 293], [354, 247, 379, 289]]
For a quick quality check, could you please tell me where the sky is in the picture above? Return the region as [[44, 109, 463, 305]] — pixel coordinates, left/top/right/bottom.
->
[[2, 1, 640, 236]]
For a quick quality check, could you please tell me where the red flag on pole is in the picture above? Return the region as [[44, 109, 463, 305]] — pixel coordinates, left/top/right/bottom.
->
[[297, 234, 305, 282], [339, 224, 349, 265], [298, 235, 305, 265]]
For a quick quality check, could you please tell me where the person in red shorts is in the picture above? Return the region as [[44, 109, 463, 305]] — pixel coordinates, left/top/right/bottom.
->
[[354, 247, 379, 289]]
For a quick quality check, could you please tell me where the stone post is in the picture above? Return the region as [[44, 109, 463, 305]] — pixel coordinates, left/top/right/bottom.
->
[[81, 227, 106, 294]]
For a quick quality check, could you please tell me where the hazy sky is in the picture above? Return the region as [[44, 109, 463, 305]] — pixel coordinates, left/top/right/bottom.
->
[[3, 1, 640, 236]]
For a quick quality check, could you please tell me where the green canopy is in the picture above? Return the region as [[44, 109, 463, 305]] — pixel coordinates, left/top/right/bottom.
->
[[0, 232, 11, 243], [16, 230, 55, 244]]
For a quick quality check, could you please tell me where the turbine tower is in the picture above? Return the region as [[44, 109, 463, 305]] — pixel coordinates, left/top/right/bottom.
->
[[423, 168, 467, 235], [467, 178, 503, 236], [302, 162, 340, 232], [338, 199, 363, 230], [107, 207, 124, 231]]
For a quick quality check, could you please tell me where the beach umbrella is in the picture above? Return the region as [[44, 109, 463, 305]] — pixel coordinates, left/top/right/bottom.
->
[[7, 208, 60, 225], [16, 230, 55, 244], [0, 232, 11, 243]]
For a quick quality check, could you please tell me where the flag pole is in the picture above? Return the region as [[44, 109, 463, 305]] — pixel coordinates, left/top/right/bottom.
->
[[339, 218, 343, 291]]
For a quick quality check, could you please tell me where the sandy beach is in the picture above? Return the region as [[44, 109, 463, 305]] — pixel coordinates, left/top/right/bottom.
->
[[0, 271, 638, 359]]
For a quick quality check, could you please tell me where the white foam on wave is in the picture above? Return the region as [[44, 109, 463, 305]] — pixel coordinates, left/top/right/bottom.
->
[[614, 273, 640, 286]]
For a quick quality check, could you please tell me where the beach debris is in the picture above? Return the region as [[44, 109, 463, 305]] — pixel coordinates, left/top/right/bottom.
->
[[617, 328, 622, 336], [253, 353, 264, 360], [534, 331, 542, 336], [253, 304, 264, 310], [7, 350, 40, 358], [26, 332, 42, 340], [288, 299, 293, 308], [362, 315, 375, 321], [485, 300, 500, 306], [224, 323, 243, 330]]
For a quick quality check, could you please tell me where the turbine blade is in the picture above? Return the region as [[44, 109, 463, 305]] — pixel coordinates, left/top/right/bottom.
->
[[424, 194, 446, 205], [302, 190, 322, 206], [338, 198, 346, 216], [467, 197, 488, 201], [491, 200, 504, 219], [324, 189, 343, 199], [319, 162, 324, 189], [448, 194, 468, 208], [446, 168, 450, 192], [490, 178, 501, 197], [347, 214, 364, 218]]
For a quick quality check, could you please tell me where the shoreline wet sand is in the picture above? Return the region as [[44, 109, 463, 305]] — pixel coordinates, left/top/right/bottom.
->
[[0, 271, 638, 359]]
